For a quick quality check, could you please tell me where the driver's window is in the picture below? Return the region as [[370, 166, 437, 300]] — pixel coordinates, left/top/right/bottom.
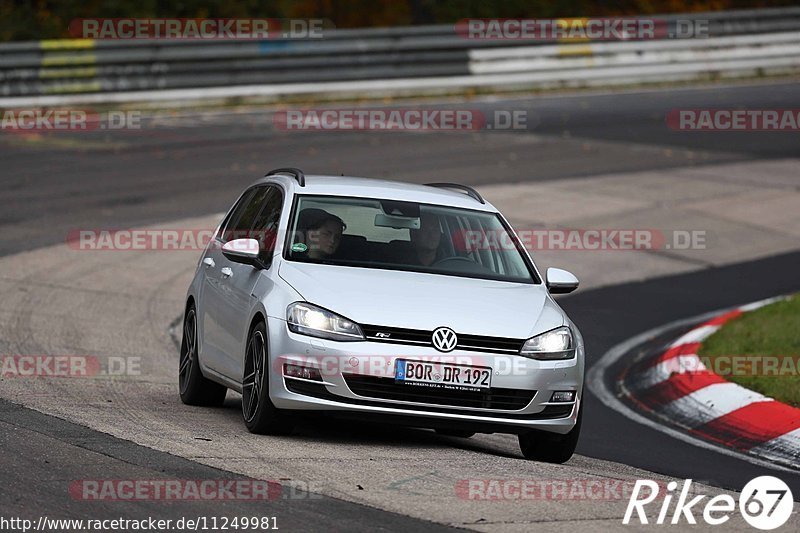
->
[[218, 189, 256, 244], [250, 187, 283, 262], [219, 187, 272, 243]]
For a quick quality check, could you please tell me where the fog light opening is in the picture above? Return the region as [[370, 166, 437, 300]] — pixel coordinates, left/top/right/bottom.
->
[[550, 390, 576, 403], [283, 363, 322, 381]]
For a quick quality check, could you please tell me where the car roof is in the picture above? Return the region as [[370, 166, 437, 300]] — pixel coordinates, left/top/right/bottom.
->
[[256, 174, 499, 212]]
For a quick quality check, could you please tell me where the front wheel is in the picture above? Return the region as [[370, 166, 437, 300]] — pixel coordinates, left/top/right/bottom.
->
[[518, 402, 582, 463], [242, 321, 293, 435], [179, 304, 227, 406]]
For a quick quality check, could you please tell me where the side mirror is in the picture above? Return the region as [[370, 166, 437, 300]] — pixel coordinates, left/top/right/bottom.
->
[[546, 267, 579, 294], [222, 238, 261, 267]]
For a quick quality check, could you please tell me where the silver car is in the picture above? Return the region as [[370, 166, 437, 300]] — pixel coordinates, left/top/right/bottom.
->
[[180, 168, 584, 462]]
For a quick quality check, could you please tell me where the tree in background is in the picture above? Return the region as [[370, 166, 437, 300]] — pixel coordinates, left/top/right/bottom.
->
[[0, 0, 795, 41]]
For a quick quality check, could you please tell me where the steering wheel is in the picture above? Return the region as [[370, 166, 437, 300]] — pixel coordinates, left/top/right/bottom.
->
[[432, 256, 476, 267]]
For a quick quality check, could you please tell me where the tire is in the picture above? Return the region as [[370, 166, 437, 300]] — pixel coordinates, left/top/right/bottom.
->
[[242, 321, 293, 435], [518, 402, 582, 463], [179, 304, 227, 406], [435, 429, 475, 438]]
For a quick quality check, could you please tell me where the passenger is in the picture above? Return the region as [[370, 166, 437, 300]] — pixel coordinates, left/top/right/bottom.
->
[[295, 209, 345, 260], [409, 212, 444, 266]]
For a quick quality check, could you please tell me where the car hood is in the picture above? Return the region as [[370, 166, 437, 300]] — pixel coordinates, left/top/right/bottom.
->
[[278, 261, 564, 339]]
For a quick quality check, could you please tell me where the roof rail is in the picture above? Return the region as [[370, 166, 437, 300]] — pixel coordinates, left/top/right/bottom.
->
[[425, 182, 485, 204], [266, 167, 305, 187]]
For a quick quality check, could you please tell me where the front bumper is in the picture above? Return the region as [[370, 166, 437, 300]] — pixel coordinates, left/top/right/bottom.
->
[[266, 316, 584, 434]]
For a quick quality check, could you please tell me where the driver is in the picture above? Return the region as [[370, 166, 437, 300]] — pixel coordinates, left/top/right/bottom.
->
[[409, 212, 444, 266], [295, 208, 345, 260]]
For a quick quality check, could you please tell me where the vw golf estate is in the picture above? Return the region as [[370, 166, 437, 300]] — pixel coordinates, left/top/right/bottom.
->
[[180, 168, 584, 462]]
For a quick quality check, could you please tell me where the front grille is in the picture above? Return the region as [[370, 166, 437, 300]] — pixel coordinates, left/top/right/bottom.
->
[[285, 375, 571, 420], [343, 374, 535, 410], [361, 324, 525, 354]]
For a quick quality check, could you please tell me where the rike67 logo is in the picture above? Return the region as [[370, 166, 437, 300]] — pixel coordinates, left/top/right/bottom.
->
[[624, 476, 794, 530]]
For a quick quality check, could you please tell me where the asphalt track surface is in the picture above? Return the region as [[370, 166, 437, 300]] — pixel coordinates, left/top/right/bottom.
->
[[565, 250, 800, 495], [0, 399, 455, 532], [1, 78, 799, 256], [1, 80, 799, 528]]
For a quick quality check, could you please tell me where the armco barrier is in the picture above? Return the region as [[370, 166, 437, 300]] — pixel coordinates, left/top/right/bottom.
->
[[1, 7, 799, 106]]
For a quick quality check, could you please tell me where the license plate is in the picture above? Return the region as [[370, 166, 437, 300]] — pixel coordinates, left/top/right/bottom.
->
[[395, 360, 491, 390]]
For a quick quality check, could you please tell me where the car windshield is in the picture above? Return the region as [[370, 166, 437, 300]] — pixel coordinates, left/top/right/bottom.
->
[[284, 195, 537, 284]]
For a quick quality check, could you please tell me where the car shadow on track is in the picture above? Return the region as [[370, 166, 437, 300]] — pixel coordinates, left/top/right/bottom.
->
[[210, 395, 523, 459]]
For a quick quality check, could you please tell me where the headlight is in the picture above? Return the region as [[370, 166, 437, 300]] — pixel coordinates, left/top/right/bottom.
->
[[520, 326, 574, 359], [286, 302, 364, 342]]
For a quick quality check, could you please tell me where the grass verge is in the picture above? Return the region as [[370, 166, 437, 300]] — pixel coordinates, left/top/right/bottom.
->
[[699, 295, 800, 407]]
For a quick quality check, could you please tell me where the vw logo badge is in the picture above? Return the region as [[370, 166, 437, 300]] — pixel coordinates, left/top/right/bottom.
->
[[431, 327, 458, 352]]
